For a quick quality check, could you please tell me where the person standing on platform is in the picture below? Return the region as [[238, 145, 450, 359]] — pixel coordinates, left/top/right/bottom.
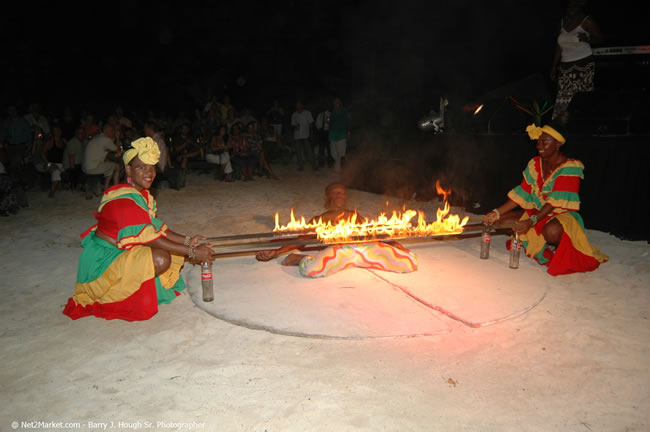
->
[[550, 0, 603, 122]]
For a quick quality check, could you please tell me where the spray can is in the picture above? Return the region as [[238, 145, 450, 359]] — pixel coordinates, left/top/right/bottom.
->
[[201, 261, 214, 302], [509, 233, 521, 269], [480, 224, 491, 259]]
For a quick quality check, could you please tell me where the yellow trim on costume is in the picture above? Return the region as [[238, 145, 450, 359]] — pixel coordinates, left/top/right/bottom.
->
[[117, 224, 168, 249], [526, 123, 566, 144], [520, 213, 608, 262], [546, 197, 581, 211], [158, 254, 185, 289], [72, 245, 155, 307]]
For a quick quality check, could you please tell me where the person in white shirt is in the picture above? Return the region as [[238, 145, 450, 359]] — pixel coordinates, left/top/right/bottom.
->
[[82, 123, 120, 194], [24, 102, 50, 135], [290, 101, 316, 171]]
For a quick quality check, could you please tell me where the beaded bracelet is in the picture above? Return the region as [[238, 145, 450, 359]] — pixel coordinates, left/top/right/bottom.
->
[[492, 208, 500, 219], [188, 244, 196, 260], [529, 214, 539, 226], [184, 235, 191, 246]]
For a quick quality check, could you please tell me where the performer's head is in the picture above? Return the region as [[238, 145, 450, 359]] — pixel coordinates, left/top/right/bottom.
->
[[526, 121, 566, 159], [324, 183, 347, 210], [123, 137, 160, 191]]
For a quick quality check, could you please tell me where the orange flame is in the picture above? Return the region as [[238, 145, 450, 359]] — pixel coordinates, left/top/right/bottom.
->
[[274, 181, 469, 243]]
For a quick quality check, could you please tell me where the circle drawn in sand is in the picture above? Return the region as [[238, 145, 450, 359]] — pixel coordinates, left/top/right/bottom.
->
[[186, 241, 549, 339]]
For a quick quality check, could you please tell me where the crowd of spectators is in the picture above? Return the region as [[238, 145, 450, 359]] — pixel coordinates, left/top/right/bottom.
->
[[0, 95, 350, 215]]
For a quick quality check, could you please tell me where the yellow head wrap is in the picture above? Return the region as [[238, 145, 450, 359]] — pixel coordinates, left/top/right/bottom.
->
[[123, 137, 161, 165], [525, 123, 566, 145]]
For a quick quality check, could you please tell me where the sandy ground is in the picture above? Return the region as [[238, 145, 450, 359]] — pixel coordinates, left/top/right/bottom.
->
[[1, 164, 649, 432]]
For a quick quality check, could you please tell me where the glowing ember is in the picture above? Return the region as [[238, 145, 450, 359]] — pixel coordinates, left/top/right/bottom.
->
[[274, 181, 469, 243]]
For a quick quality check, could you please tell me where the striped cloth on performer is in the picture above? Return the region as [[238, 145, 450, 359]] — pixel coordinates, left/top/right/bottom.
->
[[299, 242, 418, 278]]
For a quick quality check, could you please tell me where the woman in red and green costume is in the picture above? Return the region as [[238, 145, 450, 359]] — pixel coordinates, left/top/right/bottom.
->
[[483, 122, 607, 276], [63, 137, 214, 321]]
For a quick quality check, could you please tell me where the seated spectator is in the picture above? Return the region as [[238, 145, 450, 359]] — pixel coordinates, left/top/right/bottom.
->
[[229, 124, 256, 181], [144, 121, 183, 190], [171, 122, 203, 184], [0, 161, 23, 216], [262, 120, 283, 164], [41, 125, 66, 197], [245, 122, 278, 180], [83, 123, 120, 196], [205, 125, 233, 181], [238, 108, 257, 129], [63, 125, 86, 191]]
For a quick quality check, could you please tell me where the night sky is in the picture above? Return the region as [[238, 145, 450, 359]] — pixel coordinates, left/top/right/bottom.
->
[[2, 0, 647, 122]]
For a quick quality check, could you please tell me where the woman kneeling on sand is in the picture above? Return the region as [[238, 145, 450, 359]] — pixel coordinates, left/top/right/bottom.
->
[[63, 137, 214, 321], [483, 122, 607, 276]]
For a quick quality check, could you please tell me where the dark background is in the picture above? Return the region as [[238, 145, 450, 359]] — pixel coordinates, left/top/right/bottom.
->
[[2, 1, 649, 240], [1, 0, 647, 119]]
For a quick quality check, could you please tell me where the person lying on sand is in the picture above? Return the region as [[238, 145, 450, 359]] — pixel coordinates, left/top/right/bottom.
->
[[256, 182, 418, 277], [63, 137, 214, 321]]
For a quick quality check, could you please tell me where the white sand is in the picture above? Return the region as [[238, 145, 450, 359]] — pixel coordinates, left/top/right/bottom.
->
[[1, 164, 649, 432]]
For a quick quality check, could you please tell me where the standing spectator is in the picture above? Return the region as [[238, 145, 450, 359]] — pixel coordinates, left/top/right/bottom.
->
[[291, 101, 316, 171], [220, 95, 235, 125], [328, 97, 351, 171], [59, 106, 78, 140], [41, 125, 66, 197], [205, 108, 221, 137], [30, 128, 49, 189], [550, 0, 603, 122], [114, 106, 133, 130], [266, 99, 285, 136], [315, 105, 332, 168], [24, 102, 51, 136], [83, 123, 120, 196], [63, 125, 86, 191], [80, 112, 100, 140], [226, 110, 241, 133], [143, 121, 171, 175], [191, 108, 205, 139], [203, 95, 219, 114], [0, 105, 32, 183]]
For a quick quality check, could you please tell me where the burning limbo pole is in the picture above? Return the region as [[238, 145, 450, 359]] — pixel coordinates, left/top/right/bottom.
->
[[205, 222, 516, 258]]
